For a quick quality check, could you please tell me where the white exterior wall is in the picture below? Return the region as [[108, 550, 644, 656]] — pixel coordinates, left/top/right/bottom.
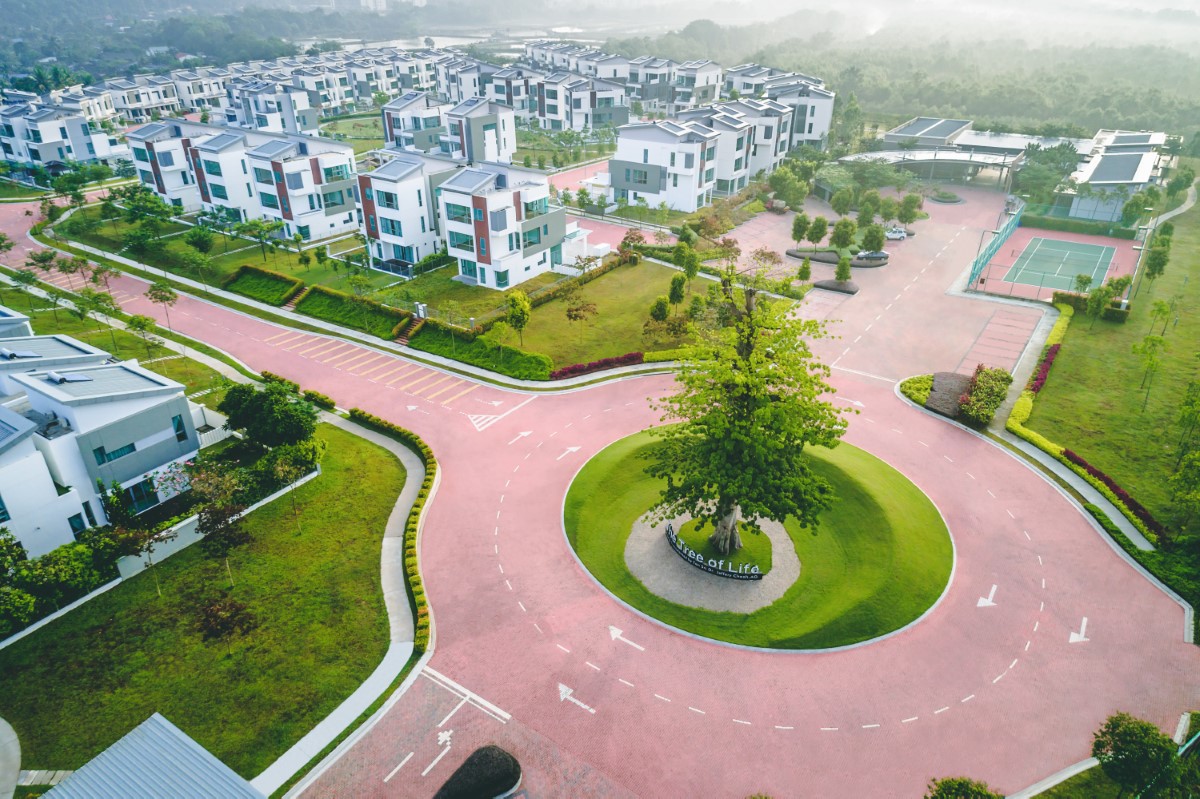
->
[[133, 138, 200, 211], [366, 172, 440, 267], [0, 437, 85, 558], [613, 131, 715, 213]]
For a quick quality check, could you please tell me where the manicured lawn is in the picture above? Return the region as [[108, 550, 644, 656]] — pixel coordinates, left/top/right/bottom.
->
[[379, 266, 561, 323], [0, 423, 404, 777], [7, 295, 230, 409], [320, 116, 385, 155], [1026, 200, 1200, 519], [519, 261, 691, 366], [676, 519, 772, 575], [0, 180, 47, 200], [564, 430, 953, 649]]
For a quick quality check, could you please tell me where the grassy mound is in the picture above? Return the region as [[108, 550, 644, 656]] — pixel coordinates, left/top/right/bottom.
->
[[565, 430, 953, 649]]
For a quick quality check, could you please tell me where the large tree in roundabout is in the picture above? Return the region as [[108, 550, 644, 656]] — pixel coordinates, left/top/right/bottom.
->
[[646, 255, 850, 556]]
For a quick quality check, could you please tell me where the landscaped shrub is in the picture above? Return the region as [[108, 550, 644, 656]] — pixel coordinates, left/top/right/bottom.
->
[[302, 389, 336, 410], [1045, 303, 1074, 347], [1102, 304, 1131, 323], [957, 364, 1012, 427], [222, 265, 305, 306], [407, 326, 552, 380], [526, 255, 622, 309], [1027, 344, 1060, 394], [1052, 291, 1088, 312], [550, 352, 643, 379], [260, 371, 299, 393], [411, 251, 455, 277], [347, 408, 436, 652], [1083, 503, 1124, 538], [295, 285, 411, 339], [1061, 449, 1164, 536], [1021, 215, 1137, 240], [644, 347, 696, 363], [899, 374, 933, 405]]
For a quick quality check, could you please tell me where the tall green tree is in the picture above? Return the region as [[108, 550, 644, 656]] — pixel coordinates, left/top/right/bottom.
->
[[861, 224, 886, 253], [145, 282, 179, 337], [1091, 712, 1177, 797], [791, 213, 810, 248], [645, 261, 848, 555], [505, 290, 532, 346], [830, 218, 857, 250], [217, 382, 318, 450], [234, 218, 286, 262], [668, 273, 686, 315], [835, 256, 852, 282], [126, 315, 158, 357], [183, 225, 215, 255], [830, 188, 853, 217], [806, 216, 828, 246]]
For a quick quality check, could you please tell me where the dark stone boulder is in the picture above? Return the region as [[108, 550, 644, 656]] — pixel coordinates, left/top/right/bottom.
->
[[926, 371, 972, 419], [435, 745, 522, 799]]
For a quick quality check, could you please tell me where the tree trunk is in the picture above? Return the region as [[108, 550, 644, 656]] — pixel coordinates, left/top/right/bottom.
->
[[708, 508, 742, 555]]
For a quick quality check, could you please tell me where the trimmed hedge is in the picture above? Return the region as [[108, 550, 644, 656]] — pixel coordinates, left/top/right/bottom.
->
[[408, 326, 552, 381], [550, 352, 643, 380], [1022, 214, 1137, 240], [1028, 344, 1060, 394], [899, 374, 933, 405], [527, 255, 622, 310], [294, 285, 412, 339], [1062, 449, 1164, 537], [260, 370, 299, 393], [347, 408, 436, 652], [303, 389, 336, 410], [1051, 292, 1129, 323], [1046, 303, 1074, 347], [222, 265, 305, 306], [644, 347, 694, 363]]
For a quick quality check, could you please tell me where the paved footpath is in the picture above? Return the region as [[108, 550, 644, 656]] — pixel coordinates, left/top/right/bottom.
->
[[1, 191, 1196, 797]]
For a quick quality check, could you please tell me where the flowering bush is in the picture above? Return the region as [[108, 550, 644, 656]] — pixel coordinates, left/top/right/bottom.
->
[[957, 364, 1012, 427], [550, 352, 644, 379], [1028, 344, 1061, 394]]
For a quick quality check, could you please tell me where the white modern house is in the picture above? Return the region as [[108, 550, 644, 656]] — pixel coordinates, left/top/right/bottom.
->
[[534, 73, 629, 132], [127, 120, 359, 240], [438, 162, 571, 289], [359, 153, 454, 275], [441, 98, 515, 164], [0, 94, 130, 169], [676, 106, 753, 197], [608, 120, 719, 212], [226, 78, 320, 136], [764, 75, 835, 149], [670, 60, 723, 115], [104, 76, 182, 123], [381, 91, 452, 152]]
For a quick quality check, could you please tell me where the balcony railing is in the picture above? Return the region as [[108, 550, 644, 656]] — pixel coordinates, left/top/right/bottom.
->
[[449, 239, 474, 252]]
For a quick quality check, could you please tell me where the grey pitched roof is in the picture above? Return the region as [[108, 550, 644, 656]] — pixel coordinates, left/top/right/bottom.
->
[[196, 132, 245, 153], [45, 714, 263, 799], [440, 168, 495, 193], [0, 405, 36, 457]]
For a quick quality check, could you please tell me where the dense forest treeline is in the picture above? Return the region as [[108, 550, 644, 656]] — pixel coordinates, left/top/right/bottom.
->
[[607, 18, 1200, 136]]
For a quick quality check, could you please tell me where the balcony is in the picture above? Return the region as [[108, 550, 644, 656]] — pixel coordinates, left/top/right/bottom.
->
[[446, 209, 472, 225]]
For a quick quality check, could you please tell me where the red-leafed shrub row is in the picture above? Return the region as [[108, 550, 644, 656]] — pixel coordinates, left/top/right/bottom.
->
[[1028, 343, 1061, 394], [550, 352, 644, 380], [1061, 449, 1164, 536]]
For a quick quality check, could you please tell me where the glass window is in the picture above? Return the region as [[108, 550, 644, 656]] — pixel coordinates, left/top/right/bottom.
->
[[126, 478, 160, 514], [496, 270, 509, 288], [380, 216, 403, 237], [322, 189, 346, 207], [0, 494, 9, 523], [133, 147, 149, 162], [203, 159, 222, 176], [473, 208, 484, 221], [157, 151, 174, 167], [448, 231, 475, 251], [172, 414, 187, 442], [322, 164, 350, 182], [210, 183, 228, 200], [479, 237, 487, 255], [376, 190, 398, 210], [254, 167, 274, 184], [445, 203, 471, 224], [260, 192, 279, 209], [69, 513, 86, 536], [458, 259, 477, 278], [522, 228, 541, 248], [93, 442, 136, 465]]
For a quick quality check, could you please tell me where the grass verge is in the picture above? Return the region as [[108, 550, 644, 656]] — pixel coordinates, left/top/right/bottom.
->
[[0, 423, 404, 777], [564, 430, 953, 648]]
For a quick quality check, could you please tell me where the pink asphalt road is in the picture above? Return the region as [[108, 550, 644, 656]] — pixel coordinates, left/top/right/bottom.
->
[[2, 196, 1196, 795]]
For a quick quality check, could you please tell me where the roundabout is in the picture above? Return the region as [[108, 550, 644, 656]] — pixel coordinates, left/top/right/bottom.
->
[[564, 429, 955, 650]]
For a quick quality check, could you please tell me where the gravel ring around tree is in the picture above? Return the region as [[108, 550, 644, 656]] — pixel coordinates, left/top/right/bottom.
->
[[624, 515, 801, 613]]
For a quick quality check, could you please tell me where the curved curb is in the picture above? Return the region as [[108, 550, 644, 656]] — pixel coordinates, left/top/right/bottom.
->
[[890, 379, 1195, 644], [557, 433, 958, 655]]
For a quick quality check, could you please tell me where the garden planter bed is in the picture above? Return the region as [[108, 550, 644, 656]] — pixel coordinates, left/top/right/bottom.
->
[[786, 249, 889, 267]]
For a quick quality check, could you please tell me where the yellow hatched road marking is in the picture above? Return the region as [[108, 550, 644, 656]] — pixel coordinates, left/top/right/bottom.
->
[[262, 330, 294, 343], [386, 366, 425, 386], [336, 352, 378, 370], [321, 344, 362, 364], [284, 336, 322, 351], [296, 338, 340, 357], [398, 371, 440, 392], [440, 384, 478, 406], [370, 365, 408, 383], [268, 331, 306, 346], [410, 375, 455, 397], [422, 379, 463, 400], [357, 359, 399, 378]]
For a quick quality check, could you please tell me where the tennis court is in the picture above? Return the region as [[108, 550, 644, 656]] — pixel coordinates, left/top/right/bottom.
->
[[1002, 237, 1115, 291]]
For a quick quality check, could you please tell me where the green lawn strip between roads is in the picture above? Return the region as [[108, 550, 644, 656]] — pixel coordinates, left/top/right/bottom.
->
[[1026, 200, 1200, 519], [0, 180, 48, 200], [564, 430, 953, 649], [0, 423, 403, 777]]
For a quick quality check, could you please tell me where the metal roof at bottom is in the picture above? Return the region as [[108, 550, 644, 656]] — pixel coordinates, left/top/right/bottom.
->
[[45, 713, 263, 799]]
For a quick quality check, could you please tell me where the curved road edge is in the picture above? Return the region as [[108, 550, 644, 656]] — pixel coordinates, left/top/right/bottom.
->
[[248, 411, 429, 796]]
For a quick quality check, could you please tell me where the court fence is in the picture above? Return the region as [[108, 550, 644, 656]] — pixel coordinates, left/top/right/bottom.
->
[[968, 200, 1024, 288]]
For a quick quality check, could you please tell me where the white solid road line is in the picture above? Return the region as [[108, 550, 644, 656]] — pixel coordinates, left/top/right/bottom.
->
[[421, 745, 452, 777], [422, 667, 512, 723], [383, 752, 413, 783]]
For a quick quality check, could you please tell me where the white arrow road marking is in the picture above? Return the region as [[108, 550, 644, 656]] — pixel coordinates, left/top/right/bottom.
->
[[977, 584, 998, 608], [405, 405, 429, 415], [556, 446, 581, 461], [558, 683, 596, 714], [608, 625, 645, 651], [1069, 617, 1090, 644], [507, 431, 532, 445], [835, 396, 865, 407]]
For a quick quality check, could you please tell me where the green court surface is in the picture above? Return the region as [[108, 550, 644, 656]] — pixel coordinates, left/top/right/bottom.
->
[[1003, 237, 1115, 290], [1003, 236, 1113, 289]]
